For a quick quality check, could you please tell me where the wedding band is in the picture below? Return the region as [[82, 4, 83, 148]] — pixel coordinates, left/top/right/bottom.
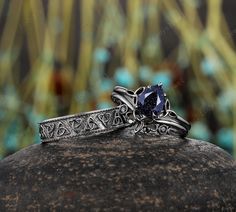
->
[[39, 104, 130, 143]]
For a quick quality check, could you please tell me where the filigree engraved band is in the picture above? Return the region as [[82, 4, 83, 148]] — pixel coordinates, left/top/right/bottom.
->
[[111, 84, 191, 137], [39, 105, 130, 143]]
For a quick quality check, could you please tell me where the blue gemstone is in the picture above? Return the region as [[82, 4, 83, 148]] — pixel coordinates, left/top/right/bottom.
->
[[137, 85, 165, 117]]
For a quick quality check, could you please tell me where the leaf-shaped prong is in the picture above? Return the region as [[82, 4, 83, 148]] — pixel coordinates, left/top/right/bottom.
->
[[165, 99, 171, 111], [135, 87, 145, 95], [134, 121, 145, 133], [133, 110, 143, 122], [168, 110, 177, 118]]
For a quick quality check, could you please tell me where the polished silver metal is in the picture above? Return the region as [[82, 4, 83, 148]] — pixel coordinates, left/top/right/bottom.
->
[[39, 104, 130, 143], [39, 84, 190, 142], [111, 84, 191, 137]]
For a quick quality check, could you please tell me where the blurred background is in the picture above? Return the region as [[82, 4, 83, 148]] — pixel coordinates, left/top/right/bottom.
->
[[0, 0, 235, 158]]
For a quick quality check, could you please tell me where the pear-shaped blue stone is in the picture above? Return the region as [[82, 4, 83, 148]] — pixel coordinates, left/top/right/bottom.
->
[[137, 85, 165, 117]]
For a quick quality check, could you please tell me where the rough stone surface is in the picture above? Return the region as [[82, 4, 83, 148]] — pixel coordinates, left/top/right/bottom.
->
[[0, 129, 236, 211]]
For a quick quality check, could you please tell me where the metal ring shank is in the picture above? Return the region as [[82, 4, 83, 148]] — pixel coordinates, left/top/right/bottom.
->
[[39, 105, 130, 143]]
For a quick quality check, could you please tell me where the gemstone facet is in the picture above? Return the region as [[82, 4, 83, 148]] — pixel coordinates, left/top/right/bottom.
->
[[137, 84, 165, 117]]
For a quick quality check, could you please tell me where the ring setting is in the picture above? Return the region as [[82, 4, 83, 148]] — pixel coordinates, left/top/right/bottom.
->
[[39, 83, 190, 142], [111, 83, 191, 137]]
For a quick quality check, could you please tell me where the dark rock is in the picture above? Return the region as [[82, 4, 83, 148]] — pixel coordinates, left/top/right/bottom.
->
[[0, 129, 236, 211]]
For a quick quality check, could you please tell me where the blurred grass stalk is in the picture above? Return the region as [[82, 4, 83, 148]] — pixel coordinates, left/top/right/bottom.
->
[[0, 0, 235, 157], [163, 0, 235, 156]]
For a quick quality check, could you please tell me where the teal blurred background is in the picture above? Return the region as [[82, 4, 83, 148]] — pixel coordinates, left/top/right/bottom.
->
[[0, 0, 235, 158]]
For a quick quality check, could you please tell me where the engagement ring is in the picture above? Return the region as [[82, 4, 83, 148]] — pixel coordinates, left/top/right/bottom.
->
[[111, 83, 191, 137]]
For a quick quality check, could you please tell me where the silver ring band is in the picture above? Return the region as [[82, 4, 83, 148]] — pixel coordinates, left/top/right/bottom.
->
[[39, 83, 191, 142], [39, 105, 130, 143]]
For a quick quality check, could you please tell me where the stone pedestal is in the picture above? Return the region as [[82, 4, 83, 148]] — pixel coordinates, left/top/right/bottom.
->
[[0, 129, 235, 211]]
